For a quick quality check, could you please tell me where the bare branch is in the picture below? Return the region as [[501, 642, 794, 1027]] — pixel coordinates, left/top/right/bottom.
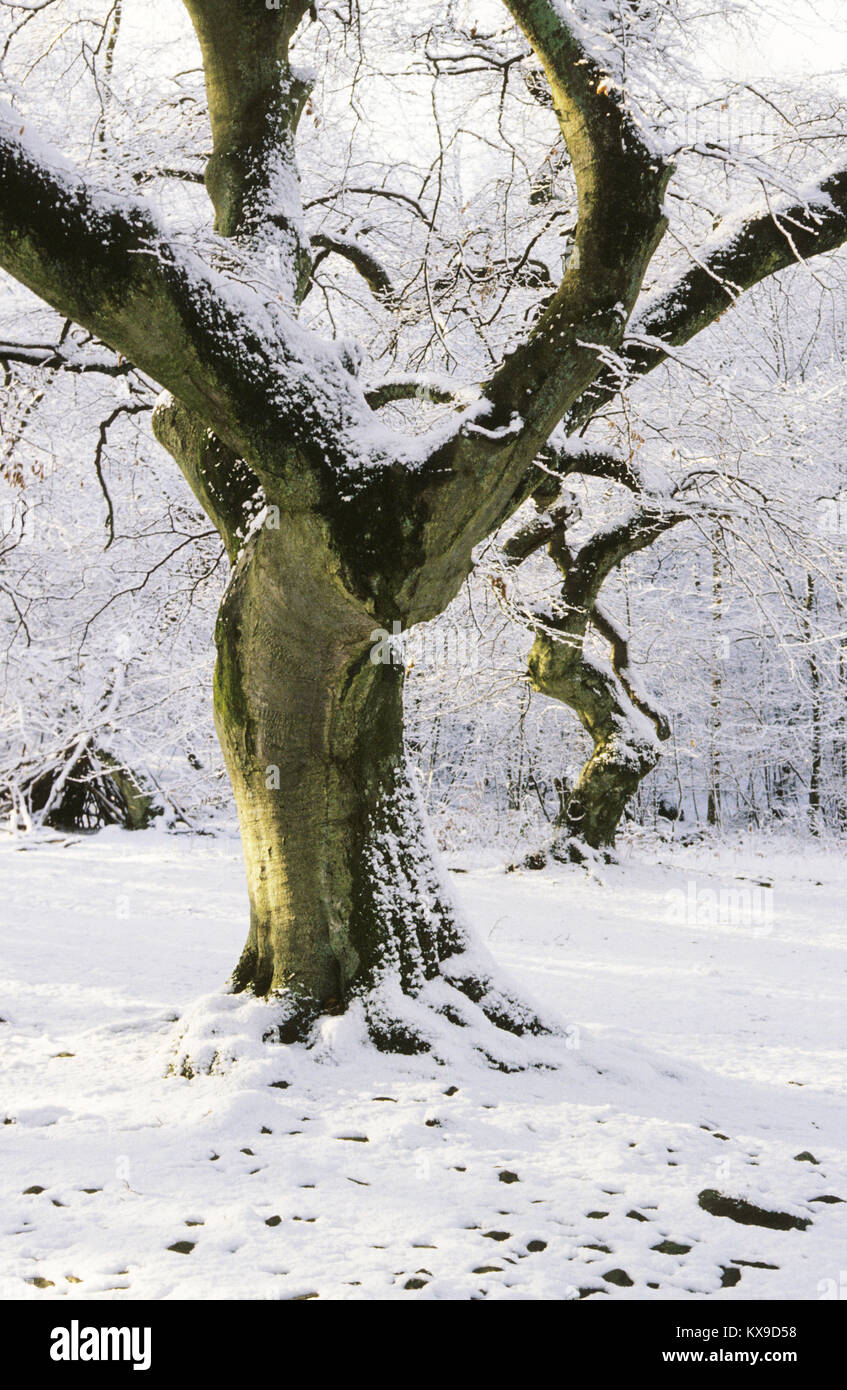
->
[[93, 401, 151, 548], [311, 231, 396, 303]]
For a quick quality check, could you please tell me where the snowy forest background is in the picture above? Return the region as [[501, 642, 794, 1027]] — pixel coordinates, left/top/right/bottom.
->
[[3, 0, 847, 860]]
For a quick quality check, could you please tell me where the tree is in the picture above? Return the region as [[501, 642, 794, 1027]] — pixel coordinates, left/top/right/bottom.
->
[[3, 0, 847, 1052], [500, 472, 694, 860], [495, 278, 847, 853]]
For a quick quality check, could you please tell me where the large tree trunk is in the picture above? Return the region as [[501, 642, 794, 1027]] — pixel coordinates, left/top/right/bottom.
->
[[210, 517, 545, 1050], [217, 525, 453, 1002]]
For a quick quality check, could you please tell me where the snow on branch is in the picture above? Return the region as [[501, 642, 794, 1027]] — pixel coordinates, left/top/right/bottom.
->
[[453, 0, 672, 502], [573, 502, 694, 592], [0, 338, 134, 378], [536, 438, 643, 493], [590, 601, 671, 741], [637, 165, 847, 349], [0, 112, 425, 488], [364, 375, 476, 410], [569, 163, 847, 427]]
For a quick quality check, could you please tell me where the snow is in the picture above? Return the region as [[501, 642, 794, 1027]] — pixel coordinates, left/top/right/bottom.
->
[[461, 409, 525, 442], [0, 109, 468, 488], [631, 162, 847, 342], [1, 827, 845, 1301]]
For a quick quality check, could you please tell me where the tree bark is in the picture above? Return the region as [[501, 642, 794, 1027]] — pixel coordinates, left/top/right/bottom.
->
[[148, 398, 524, 1042], [505, 502, 683, 861], [186, 500, 541, 1050], [806, 573, 822, 834], [707, 537, 723, 828], [528, 611, 668, 860], [214, 518, 463, 1013]]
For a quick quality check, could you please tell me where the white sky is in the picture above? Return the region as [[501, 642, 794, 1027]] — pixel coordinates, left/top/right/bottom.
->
[[125, 2, 847, 88], [708, 1, 847, 83]]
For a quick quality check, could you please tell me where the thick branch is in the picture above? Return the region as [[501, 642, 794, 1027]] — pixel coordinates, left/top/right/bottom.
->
[[311, 231, 395, 302], [0, 117, 254, 450], [509, 497, 692, 658], [531, 440, 642, 507], [0, 118, 400, 501], [561, 504, 692, 607], [404, 0, 671, 611], [591, 601, 670, 740], [364, 375, 467, 409], [152, 394, 261, 561], [183, 0, 313, 293], [501, 492, 580, 565], [481, 0, 671, 439], [569, 164, 847, 427]]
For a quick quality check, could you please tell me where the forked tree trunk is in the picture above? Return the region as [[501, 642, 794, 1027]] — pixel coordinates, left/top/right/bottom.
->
[[150, 406, 550, 1054]]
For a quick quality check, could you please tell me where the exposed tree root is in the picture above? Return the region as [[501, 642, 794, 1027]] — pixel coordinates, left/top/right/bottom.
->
[[168, 947, 564, 1078], [507, 833, 616, 873]]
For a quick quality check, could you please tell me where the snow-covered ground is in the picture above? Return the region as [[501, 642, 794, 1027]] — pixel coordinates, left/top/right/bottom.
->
[[1, 828, 845, 1301]]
